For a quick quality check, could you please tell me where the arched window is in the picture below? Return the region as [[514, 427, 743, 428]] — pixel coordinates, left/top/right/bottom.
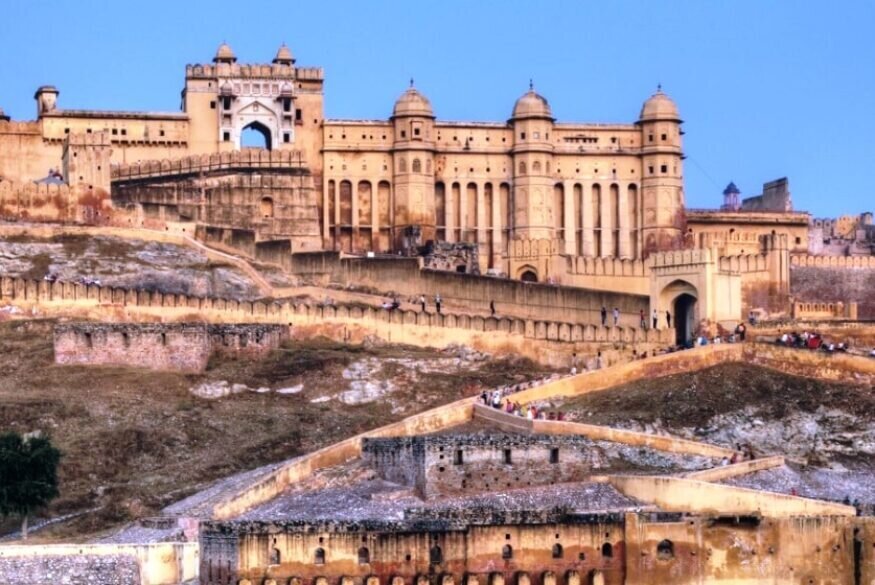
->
[[552, 544, 563, 559], [430, 545, 443, 564], [270, 548, 281, 565], [399, 158, 407, 173], [260, 196, 274, 218], [532, 161, 541, 173], [412, 158, 422, 173], [518, 161, 527, 176], [601, 543, 613, 558], [656, 539, 674, 561], [358, 547, 370, 564], [315, 547, 326, 565], [502, 545, 513, 560]]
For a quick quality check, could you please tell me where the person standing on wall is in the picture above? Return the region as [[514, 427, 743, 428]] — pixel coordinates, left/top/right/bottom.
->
[[652, 309, 659, 330], [490, 300, 496, 316], [639, 309, 646, 329], [666, 310, 672, 329], [435, 293, 442, 314], [419, 294, 426, 313], [601, 306, 607, 327], [612, 307, 620, 327]]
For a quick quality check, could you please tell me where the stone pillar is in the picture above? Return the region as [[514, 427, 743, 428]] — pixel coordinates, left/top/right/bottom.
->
[[322, 181, 331, 244], [477, 181, 487, 244], [581, 183, 595, 256], [351, 180, 360, 251], [618, 182, 631, 258], [563, 180, 576, 255], [371, 182, 379, 251], [459, 183, 468, 241], [492, 184, 503, 269], [600, 182, 612, 257], [445, 183, 456, 243]]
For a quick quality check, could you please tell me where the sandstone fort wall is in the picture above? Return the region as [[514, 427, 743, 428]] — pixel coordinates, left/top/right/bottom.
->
[[52, 322, 288, 372], [790, 260, 875, 319]]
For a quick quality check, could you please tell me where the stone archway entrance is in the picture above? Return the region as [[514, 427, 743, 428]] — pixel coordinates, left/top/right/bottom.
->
[[241, 121, 272, 150], [520, 270, 538, 283], [674, 293, 697, 346]]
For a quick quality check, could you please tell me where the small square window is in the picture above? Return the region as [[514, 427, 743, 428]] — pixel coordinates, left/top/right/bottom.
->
[[795, 237, 801, 245], [503, 449, 512, 464], [661, 133, 667, 141], [660, 165, 668, 173], [64, 128, 70, 134], [284, 133, 291, 144], [295, 108, 303, 121], [223, 132, 230, 142], [648, 134, 654, 142], [121, 129, 127, 135], [401, 130, 406, 138], [414, 127, 421, 136], [210, 101, 216, 109], [648, 166, 654, 174], [111, 129, 118, 135], [159, 130, 165, 137], [520, 132, 526, 140], [550, 448, 559, 464]]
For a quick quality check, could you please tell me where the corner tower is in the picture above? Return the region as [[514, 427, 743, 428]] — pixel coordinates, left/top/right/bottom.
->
[[638, 86, 684, 256], [391, 84, 436, 250], [510, 86, 555, 242]]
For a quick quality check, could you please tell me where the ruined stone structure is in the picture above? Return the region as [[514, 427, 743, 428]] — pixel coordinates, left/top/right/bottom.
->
[[53, 322, 288, 373], [810, 211, 875, 256]]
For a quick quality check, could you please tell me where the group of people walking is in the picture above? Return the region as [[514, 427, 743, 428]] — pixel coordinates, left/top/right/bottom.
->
[[600, 306, 673, 330]]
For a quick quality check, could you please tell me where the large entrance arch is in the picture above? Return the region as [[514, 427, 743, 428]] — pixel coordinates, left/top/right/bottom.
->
[[673, 293, 697, 346], [658, 279, 699, 346], [241, 121, 272, 150]]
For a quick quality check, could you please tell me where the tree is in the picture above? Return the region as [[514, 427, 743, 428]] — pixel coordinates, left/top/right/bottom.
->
[[0, 432, 61, 540]]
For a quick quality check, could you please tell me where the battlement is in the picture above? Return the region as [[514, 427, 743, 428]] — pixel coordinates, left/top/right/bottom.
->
[[0, 120, 41, 135], [568, 256, 647, 277], [791, 254, 875, 269], [184, 63, 323, 80], [53, 322, 288, 373], [791, 301, 858, 321], [648, 248, 717, 267], [110, 149, 308, 182]]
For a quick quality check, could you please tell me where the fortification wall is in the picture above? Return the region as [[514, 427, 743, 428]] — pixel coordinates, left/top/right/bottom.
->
[[52, 322, 287, 372], [0, 120, 55, 183], [790, 255, 875, 319], [0, 179, 111, 224], [111, 149, 308, 182], [0, 542, 198, 585], [290, 252, 651, 325], [791, 300, 858, 321]]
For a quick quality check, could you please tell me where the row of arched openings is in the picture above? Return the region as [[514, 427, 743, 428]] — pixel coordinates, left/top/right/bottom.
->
[[299, 542, 630, 566]]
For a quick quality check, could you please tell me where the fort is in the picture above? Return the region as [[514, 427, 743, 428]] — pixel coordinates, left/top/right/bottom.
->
[[0, 42, 874, 585]]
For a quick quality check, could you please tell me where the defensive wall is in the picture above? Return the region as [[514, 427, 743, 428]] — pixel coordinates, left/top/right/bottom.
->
[[286, 251, 650, 326], [204, 513, 875, 585], [0, 275, 671, 368], [0, 179, 111, 224], [752, 319, 875, 347], [790, 253, 875, 319], [0, 542, 198, 585], [53, 322, 287, 373], [110, 149, 310, 183], [791, 300, 858, 321]]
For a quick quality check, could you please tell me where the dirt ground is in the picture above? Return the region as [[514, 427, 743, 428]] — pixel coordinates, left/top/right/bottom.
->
[[0, 319, 555, 541]]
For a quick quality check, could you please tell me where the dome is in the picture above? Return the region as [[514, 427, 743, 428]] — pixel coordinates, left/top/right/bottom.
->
[[280, 81, 294, 97], [723, 181, 740, 195], [273, 44, 294, 65], [639, 86, 680, 122], [392, 86, 434, 118], [511, 89, 553, 120], [213, 42, 237, 64], [220, 81, 234, 96]]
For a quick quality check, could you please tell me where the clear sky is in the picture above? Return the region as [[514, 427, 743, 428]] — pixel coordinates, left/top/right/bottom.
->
[[1, 0, 872, 217]]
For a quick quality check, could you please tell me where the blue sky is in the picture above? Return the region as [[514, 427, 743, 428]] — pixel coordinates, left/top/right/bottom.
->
[[1, 0, 872, 216]]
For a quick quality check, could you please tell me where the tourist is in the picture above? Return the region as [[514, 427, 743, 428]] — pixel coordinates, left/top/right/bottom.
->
[[736, 322, 746, 341], [600, 306, 607, 327], [666, 310, 672, 329], [639, 309, 646, 329], [652, 309, 658, 330], [435, 293, 442, 314], [419, 294, 427, 313], [570, 352, 579, 375], [720, 457, 729, 466], [490, 300, 496, 316], [612, 307, 620, 326], [869, 349, 875, 358], [491, 390, 501, 409], [596, 351, 604, 370]]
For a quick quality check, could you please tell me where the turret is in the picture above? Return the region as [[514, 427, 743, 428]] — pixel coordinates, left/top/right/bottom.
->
[[721, 181, 741, 211], [510, 84, 555, 242], [638, 86, 684, 256], [391, 82, 436, 250], [34, 86, 59, 117]]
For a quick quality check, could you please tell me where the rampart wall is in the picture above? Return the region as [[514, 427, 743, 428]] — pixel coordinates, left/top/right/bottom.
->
[[0, 179, 111, 224], [790, 254, 875, 319], [287, 252, 651, 325], [52, 322, 288, 372], [0, 542, 198, 585]]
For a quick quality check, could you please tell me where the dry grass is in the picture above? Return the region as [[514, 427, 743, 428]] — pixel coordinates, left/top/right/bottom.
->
[[0, 320, 552, 540]]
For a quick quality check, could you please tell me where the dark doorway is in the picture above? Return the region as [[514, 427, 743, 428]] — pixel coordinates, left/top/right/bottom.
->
[[674, 293, 697, 346], [241, 121, 272, 150], [520, 270, 538, 283]]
